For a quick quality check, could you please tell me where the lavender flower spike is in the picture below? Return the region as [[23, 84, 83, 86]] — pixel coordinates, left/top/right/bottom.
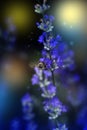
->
[[53, 124, 68, 130], [32, 0, 74, 129], [43, 97, 67, 119]]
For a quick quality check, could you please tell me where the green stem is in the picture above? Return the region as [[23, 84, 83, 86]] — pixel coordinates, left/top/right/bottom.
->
[[51, 70, 55, 86], [49, 49, 56, 86]]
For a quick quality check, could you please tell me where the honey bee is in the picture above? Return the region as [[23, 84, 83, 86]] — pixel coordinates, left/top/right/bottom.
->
[[37, 61, 47, 70], [29, 61, 47, 70]]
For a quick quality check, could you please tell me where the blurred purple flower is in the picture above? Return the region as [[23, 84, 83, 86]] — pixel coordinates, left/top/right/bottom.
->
[[43, 97, 67, 119], [53, 124, 68, 130], [21, 93, 34, 120], [31, 74, 39, 85], [41, 84, 56, 98], [10, 118, 20, 130]]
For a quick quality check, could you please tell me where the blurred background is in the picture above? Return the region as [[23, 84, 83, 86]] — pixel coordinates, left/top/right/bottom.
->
[[0, 0, 87, 130]]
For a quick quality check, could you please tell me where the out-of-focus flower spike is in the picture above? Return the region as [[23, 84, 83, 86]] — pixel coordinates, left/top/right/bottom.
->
[[21, 93, 34, 120], [53, 124, 68, 130], [10, 119, 20, 130], [25, 121, 37, 130]]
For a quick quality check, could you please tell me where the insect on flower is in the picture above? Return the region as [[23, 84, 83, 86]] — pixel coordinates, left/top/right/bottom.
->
[[37, 61, 47, 70]]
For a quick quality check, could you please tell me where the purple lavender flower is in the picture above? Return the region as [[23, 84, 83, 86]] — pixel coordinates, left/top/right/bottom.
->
[[26, 121, 37, 130], [38, 32, 58, 49], [31, 67, 51, 88], [46, 84, 56, 95], [38, 33, 45, 43], [43, 69, 51, 77], [21, 93, 32, 107], [41, 84, 56, 98], [21, 93, 34, 120], [36, 15, 54, 32], [40, 57, 52, 69], [35, 4, 50, 14], [31, 74, 39, 85], [10, 119, 20, 130], [32, 0, 73, 129], [43, 97, 67, 119], [44, 15, 55, 22], [53, 124, 68, 130]]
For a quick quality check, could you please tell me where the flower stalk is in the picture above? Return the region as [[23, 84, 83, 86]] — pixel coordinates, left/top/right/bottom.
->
[[32, 0, 74, 129]]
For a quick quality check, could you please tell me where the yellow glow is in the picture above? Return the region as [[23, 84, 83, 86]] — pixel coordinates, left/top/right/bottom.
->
[[4, 3, 33, 32], [56, 1, 85, 26]]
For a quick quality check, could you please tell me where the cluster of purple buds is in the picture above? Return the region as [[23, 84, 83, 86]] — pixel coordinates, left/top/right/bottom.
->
[[39, 34, 74, 71], [32, 66, 67, 120], [10, 119, 20, 130], [2, 20, 16, 51], [36, 15, 54, 32], [25, 121, 37, 130], [32, 63, 67, 120], [32, 67, 51, 87], [21, 93, 37, 130], [53, 124, 68, 130], [21, 93, 34, 120], [10, 93, 37, 130], [31, 0, 72, 129], [41, 83, 56, 98], [38, 33, 61, 50], [35, 1, 50, 14], [43, 97, 67, 119]]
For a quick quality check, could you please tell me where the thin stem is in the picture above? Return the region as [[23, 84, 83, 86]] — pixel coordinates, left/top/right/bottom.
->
[[49, 49, 56, 86], [51, 70, 55, 86]]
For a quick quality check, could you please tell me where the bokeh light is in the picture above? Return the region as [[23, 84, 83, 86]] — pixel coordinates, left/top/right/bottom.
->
[[55, 1, 85, 28], [1, 55, 29, 86], [3, 2, 34, 33]]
